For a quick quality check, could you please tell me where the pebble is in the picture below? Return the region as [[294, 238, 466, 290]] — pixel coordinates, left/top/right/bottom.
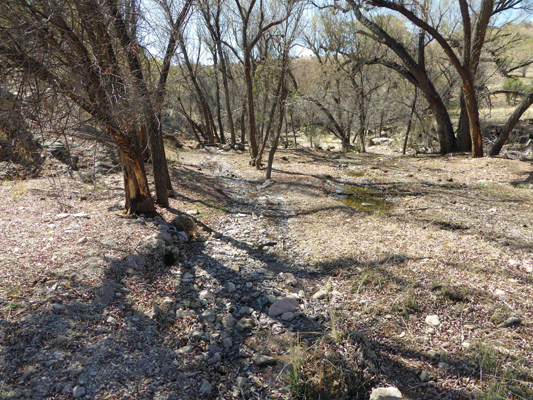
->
[[420, 370, 431, 382], [268, 297, 299, 317], [177, 232, 188, 242], [225, 282, 237, 293], [494, 289, 506, 297], [199, 309, 216, 323], [238, 306, 253, 315], [77, 237, 88, 244], [427, 350, 439, 359], [281, 312, 295, 321], [501, 316, 521, 327], [177, 345, 194, 354], [189, 329, 207, 341], [199, 380, 212, 396], [72, 386, 85, 398], [235, 318, 255, 332], [222, 337, 232, 348], [312, 289, 328, 300], [425, 315, 440, 327], [252, 354, 276, 366], [370, 387, 402, 400]]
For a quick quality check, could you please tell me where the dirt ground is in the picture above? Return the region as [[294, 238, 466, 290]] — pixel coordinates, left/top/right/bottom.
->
[[1, 142, 532, 399]]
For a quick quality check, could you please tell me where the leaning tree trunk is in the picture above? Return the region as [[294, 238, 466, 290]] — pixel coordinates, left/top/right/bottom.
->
[[490, 91, 533, 155]]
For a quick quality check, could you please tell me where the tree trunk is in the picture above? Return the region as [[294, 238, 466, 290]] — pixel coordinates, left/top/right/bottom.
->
[[456, 93, 472, 151], [403, 87, 418, 155], [490, 91, 533, 155], [116, 133, 156, 215], [244, 50, 259, 163], [464, 82, 484, 157]]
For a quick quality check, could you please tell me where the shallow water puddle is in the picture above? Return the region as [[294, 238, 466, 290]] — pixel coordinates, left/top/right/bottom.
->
[[334, 185, 392, 213]]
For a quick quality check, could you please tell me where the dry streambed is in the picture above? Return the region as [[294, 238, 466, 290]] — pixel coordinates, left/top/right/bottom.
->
[[1, 148, 532, 400]]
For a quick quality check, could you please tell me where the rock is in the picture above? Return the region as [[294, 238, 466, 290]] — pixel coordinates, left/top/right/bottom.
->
[[281, 312, 295, 321], [281, 272, 298, 286], [213, 231, 223, 238], [222, 337, 232, 348], [55, 213, 70, 220], [199, 309, 216, 323], [312, 289, 328, 300], [177, 345, 194, 354], [125, 254, 145, 270], [236, 377, 247, 388], [419, 370, 431, 382], [222, 145, 231, 151], [268, 297, 299, 317], [427, 350, 439, 359], [199, 290, 214, 300], [53, 352, 64, 361], [77, 237, 88, 244], [494, 289, 506, 297], [425, 315, 440, 328], [224, 282, 237, 293], [72, 386, 85, 398], [189, 329, 207, 341], [238, 306, 253, 315], [235, 318, 255, 332], [208, 352, 221, 365], [177, 232, 188, 243], [199, 380, 212, 396], [222, 315, 236, 327], [440, 352, 450, 364], [438, 362, 448, 369], [370, 386, 403, 400], [186, 209, 199, 215], [252, 355, 276, 366], [155, 231, 173, 245], [266, 295, 277, 304]]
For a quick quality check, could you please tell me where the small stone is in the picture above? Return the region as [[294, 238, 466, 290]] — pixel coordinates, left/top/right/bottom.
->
[[106, 316, 116, 324], [77, 237, 88, 244], [186, 209, 199, 215], [155, 231, 173, 245], [266, 295, 277, 304], [199, 309, 216, 323], [369, 386, 402, 400], [419, 370, 431, 382], [438, 362, 448, 369], [425, 315, 440, 327], [72, 386, 85, 398], [239, 306, 253, 315], [177, 345, 194, 354], [252, 354, 276, 366], [494, 289, 506, 297], [56, 213, 70, 220], [199, 380, 212, 396], [189, 329, 206, 341], [177, 232, 188, 243], [225, 282, 237, 293], [222, 315, 236, 327], [213, 231, 223, 238], [312, 289, 328, 300], [53, 352, 64, 361], [236, 377, 247, 388], [440, 352, 450, 363], [281, 312, 295, 321], [462, 341, 471, 349], [268, 297, 299, 317], [427, 350, 439, 359], [222, 337, 232, 348], [72, 212, 88, 218], [281, 273, 298, 286], [208, 352, 221, 365], [235, 318, 255, 332], [464, 324, 476, 330], [199, 290, 214, 299]]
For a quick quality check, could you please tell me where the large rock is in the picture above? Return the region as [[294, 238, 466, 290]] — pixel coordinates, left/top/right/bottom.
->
[[370, 387, 402, 400], [268, 297, 299, 317]]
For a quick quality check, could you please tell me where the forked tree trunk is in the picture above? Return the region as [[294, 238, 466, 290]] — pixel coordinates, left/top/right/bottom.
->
[[117, 136, 156, 215], [456, 94, 472, 152]]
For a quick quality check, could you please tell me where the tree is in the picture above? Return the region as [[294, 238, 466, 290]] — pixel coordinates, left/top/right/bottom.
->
[[0, 0, 160, 214], [350, 0, 531, 157]]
